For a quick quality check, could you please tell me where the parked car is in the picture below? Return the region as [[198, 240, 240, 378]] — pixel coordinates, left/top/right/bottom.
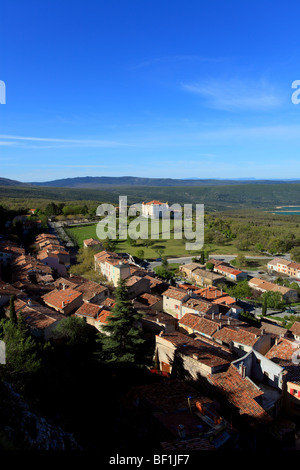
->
[[285, 308, 296, 314]]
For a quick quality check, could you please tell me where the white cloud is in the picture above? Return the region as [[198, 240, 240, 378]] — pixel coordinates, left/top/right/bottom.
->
[[0, 134, 132, 148], [182, 78, 283, 111]]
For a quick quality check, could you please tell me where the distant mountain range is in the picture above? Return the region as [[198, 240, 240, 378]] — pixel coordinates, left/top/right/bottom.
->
[[28, 176, 300, 187], [1, 175, 300, 188]]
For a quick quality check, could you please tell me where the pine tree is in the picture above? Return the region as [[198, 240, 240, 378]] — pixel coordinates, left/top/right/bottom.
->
[[99, 277, 145, 363]]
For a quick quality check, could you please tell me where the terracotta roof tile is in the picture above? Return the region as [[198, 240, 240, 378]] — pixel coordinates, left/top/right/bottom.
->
[[42, 288, 82, 310], [163, 287, 189, 301], [209, 364, 271, 425]]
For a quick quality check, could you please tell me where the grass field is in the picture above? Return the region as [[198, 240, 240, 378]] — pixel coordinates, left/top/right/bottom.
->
[[65, 222, 197, 258], [65, 221, 262, 259]]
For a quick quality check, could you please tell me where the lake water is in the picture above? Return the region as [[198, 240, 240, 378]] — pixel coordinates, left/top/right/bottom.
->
[[272, 206, 300, 215]]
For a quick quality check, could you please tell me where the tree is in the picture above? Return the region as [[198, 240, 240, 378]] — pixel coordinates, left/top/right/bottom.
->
[[98, 277, 145, 363], [261, 295, 268, 316], [9, 295, 17, 323], [136, 249, 145, 260], [0, 316, 41, 384], [52, 316, 97, 353], [233, 253, 247, 268], [261, 291, 285, 310], [226, 280, 252, 300], [290, 247, 300, 262], [154, 265, 173, 280], [206, 262, 214, 271]]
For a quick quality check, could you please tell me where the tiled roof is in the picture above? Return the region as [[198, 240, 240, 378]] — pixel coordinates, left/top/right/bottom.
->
[[288, 262, 300, 270], [53, 277, 79, 289], [94, 309, 112, 324], [83, 238, 101, 246], [0, 281, 26, 298], [212, 326, 260, 347], [126, 275, 144, 286], [122, 379, 212, 413], [192, 268, 224, 280], [163, 287, 188, 301], [94, 250, 122, 264], [158, 331, 232, 368], [75, 280, 107, 300], [13, 299, 64, 329], [249, 278, 295, 294], [212, 295, 236, 306], [265, 337, 296, 364], [215, 265, 244, 276], [209, 364, 271, 425], [143, 200, 166, 205], [180, 313, 219, 337], [194, 286, 224, 300], [291, 321, 300, 336], [180, 263, 204, 272], [182, 298, 215, 314], [43, 288, 82, 309], [101, 297, 116, 309], [75, 302, 101, 318], [136, 292, 162, 306]]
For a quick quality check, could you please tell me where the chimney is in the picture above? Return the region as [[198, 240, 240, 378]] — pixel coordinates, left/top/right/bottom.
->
[[212, 312, 214, 320], [62, 283, 66, 290], [219, 313, 222, 320], [227, 317, 230, 325], [239, 363, 246, 378]]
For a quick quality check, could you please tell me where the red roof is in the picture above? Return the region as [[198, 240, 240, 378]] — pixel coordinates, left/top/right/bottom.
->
[[144, 200, 165, 205], [209, 364, 271, 425]]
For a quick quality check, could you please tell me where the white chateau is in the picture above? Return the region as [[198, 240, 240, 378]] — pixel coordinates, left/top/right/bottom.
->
[[141, 200, 170, 219]]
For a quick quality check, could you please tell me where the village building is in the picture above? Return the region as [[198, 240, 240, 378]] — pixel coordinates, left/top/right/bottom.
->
[[42, 287, 83, 315], [181, 297, 219, 317], [83, 238, 102, 249], [180, 265, 225, 287], [154, 331, 235, 380], [74, 302, 103, 327], [94, 250, 131, 286], [162, 287, 190, 319], [0, 281, 27, 307], [125, 275, 151, 299], [265, 337, 300, 420], [135, 292, 163, 311], [248, 277, 299, 302], [208, 362, 273, 444], [212, 324, 272, 356], [74, 279, 109, 304], [8, 298, 64, 340], [213, 264, 248, 281], [121, 379, 233, 450]]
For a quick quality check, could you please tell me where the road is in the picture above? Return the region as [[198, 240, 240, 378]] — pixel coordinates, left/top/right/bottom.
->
[[148, 253, 274, 271]]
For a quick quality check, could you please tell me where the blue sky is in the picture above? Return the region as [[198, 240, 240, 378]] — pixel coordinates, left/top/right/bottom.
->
[[1, 0, 300, 182]]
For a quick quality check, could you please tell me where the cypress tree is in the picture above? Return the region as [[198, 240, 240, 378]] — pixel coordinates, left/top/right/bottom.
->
[[99, 277, 145, 363], [9, 295, 17, 324]]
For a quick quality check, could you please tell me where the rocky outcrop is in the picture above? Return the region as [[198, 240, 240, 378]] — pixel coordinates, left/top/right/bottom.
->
[[0, 381, 81, 450]]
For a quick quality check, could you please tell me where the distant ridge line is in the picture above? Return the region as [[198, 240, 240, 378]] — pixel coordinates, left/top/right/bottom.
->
[[28, 176, 300, 188]]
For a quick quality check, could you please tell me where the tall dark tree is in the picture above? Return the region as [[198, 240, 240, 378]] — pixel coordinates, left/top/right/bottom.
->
[[9, 295, 17, 324], [99, 277, 145, 363]]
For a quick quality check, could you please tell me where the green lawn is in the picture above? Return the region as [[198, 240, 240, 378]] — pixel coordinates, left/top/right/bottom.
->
[[65, 221, 263, 260], [65, 223, 196, 259]]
